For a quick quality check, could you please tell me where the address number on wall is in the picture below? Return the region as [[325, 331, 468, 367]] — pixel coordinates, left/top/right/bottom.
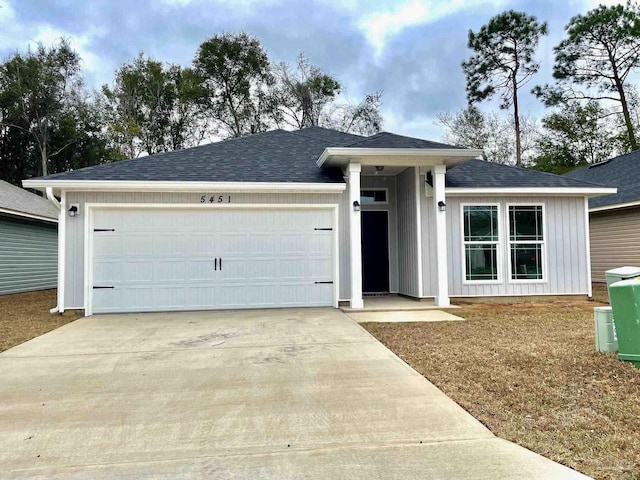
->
[[200, 195, 232, 203]]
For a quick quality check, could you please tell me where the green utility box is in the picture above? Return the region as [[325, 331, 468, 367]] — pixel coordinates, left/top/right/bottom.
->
[[605, 266, 640, 298], [608, 279, 640, 367], [594, 306, 617, 352]]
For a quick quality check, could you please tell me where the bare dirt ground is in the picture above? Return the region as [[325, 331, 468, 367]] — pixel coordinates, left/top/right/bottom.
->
[[0, 289, 82, 353]]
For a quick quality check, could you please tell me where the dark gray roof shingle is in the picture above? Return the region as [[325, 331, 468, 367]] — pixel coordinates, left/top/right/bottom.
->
[[34, 129, 344, 183], [446, 159, 606, 188], [291, 125, 364, 145], [564, 151, 640, 208], [0, 180, 58, 220], [344, 131, 460, 149], [28, 126, 603, 192]]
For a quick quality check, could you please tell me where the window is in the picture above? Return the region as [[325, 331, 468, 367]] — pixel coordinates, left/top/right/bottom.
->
[[463, 205, 499, 281], [508, 205, 544, 280], [360, 189, 387, 204]]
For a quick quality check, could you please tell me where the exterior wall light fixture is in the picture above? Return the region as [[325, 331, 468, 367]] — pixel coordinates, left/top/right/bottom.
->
[[353, 200, 361, 212], [68, 205, 79, 217], [438, 201, 446, 212]]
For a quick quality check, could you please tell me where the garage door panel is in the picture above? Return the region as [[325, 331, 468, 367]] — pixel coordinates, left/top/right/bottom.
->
[[91, 208, 335, 314], [156, 261, 187, 281]]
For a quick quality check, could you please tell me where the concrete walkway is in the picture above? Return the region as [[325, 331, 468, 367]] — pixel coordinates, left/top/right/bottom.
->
[[0, 308, 588, 479]]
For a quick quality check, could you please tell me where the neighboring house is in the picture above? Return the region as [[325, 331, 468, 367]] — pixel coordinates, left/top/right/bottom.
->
[[0, 180, 59, 295], [565, 150, 640, 282], [23, 127, 613, 315]]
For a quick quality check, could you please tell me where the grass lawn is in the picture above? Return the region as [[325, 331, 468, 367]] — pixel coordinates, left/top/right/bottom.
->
[[0, 289, 83, 353], [362, 298, 640, 480]]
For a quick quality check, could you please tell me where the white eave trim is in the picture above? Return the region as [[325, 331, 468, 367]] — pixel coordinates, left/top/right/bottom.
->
[[445, 187, 617, 197], [317, 147, 484, 167], [21, 180, 346, 193], [590, 199, 640, 213], [0, 207, 58, 223]]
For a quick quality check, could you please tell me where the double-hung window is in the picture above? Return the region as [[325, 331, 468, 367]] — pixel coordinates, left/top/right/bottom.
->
[[508, 205, 544, 281], [463, 205, 500, 282]]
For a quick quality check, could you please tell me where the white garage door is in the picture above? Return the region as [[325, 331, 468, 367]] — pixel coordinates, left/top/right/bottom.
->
[[90, 207, 335, 314]]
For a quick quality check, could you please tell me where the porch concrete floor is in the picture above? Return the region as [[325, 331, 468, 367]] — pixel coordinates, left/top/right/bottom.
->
[[341, 294, 460, 312], [346, 310, 464, 323]]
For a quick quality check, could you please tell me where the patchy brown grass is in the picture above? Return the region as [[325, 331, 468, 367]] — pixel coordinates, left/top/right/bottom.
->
[[0, 289, 83, 352], [362, 299, 640, 480]]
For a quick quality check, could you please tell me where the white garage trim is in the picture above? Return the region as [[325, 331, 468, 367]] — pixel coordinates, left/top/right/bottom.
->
[[83, 203, 340, 315], [24, 180, 346, 194]]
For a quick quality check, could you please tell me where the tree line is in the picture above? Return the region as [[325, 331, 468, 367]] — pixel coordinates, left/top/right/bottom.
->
[[442, 2, 640, 173], [0, 33, 382, 186]]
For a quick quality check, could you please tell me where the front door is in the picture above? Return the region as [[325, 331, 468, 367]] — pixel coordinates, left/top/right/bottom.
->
[[361, 210, 390, 293]]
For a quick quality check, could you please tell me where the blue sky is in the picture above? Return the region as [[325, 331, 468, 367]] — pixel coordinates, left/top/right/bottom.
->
[[0, 0, 623, 139]]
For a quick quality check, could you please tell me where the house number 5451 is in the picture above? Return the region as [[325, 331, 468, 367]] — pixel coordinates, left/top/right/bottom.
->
[[200, 195, 232, 203]]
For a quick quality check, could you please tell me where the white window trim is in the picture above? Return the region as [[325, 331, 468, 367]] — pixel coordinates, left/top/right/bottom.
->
[[360, 187, 389, 205], [461, 203, 502, 285], [506, 203, 548, 285]]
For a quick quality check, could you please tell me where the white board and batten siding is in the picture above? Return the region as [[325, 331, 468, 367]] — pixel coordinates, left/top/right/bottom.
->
[[396, 168, 421, 297], [442, 195, 590, 297], [589, 206, 640, 283], [64, 191, 348, 311]]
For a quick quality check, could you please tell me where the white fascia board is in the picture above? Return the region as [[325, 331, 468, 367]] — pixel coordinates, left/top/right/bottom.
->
[[590, 199, 640, 213], [0, 207, 58, 223], [21, 180, 346, 194], [317, 147, 483, 167], [445, 187, 617, 197]]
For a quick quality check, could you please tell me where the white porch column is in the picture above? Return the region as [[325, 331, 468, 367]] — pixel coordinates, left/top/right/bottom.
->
[[432, 164, 450, 307], [348, 163, 364, 309]]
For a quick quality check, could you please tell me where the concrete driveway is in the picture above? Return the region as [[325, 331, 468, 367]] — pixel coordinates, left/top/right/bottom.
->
[[1, 308, 587, 479]]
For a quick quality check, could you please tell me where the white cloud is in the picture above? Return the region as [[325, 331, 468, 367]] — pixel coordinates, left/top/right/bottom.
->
[[359, 0, 508, 56]]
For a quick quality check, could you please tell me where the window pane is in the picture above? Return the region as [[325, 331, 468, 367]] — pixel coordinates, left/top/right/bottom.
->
[[465, 244, 498, 281], [464, 206, 498, 242], [509, 206, 543, 241], [360, 190, 386, 203], [510, 244, 543, 280]]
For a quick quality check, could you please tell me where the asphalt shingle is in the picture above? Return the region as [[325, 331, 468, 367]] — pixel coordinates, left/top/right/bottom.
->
[[446, 159, 605, 189], [344, 131, 460, 149], [0, 180, 58, 220], [564, 151, 640, 208]]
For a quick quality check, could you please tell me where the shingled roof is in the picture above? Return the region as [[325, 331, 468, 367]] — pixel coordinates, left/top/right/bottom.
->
[[345, 131, 460, 149], [564, 150, 640, 208], [447, 159, 605, 189], [26, 126, 604, 191], [0, 180, 58, 220], [32, 129, 345, 183]]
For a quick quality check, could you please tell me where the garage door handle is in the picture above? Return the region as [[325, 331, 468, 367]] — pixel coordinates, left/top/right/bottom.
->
[[214, 258, 218, 271], [93, 286, 115, 289], [315, 281, 333, 284], [219, 258, 222, 270]]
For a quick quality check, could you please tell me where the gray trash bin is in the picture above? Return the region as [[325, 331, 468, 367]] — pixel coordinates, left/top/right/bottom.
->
[[594, 306, 617, 352]]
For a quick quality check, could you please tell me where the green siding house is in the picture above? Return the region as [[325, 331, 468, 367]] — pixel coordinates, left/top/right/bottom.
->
[[0, 180, 58, 295]]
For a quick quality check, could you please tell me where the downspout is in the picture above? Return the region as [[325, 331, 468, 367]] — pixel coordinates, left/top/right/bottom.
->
[[45, 187, 61, 314]]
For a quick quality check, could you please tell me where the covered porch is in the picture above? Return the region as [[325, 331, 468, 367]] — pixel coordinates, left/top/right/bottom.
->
[[318, 142, 482, 310]]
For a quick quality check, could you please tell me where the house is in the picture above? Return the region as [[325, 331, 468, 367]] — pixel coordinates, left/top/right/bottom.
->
[[23, 127, 614, 315], [564, 150, 640, 282], [0, 180, 58, 295]]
